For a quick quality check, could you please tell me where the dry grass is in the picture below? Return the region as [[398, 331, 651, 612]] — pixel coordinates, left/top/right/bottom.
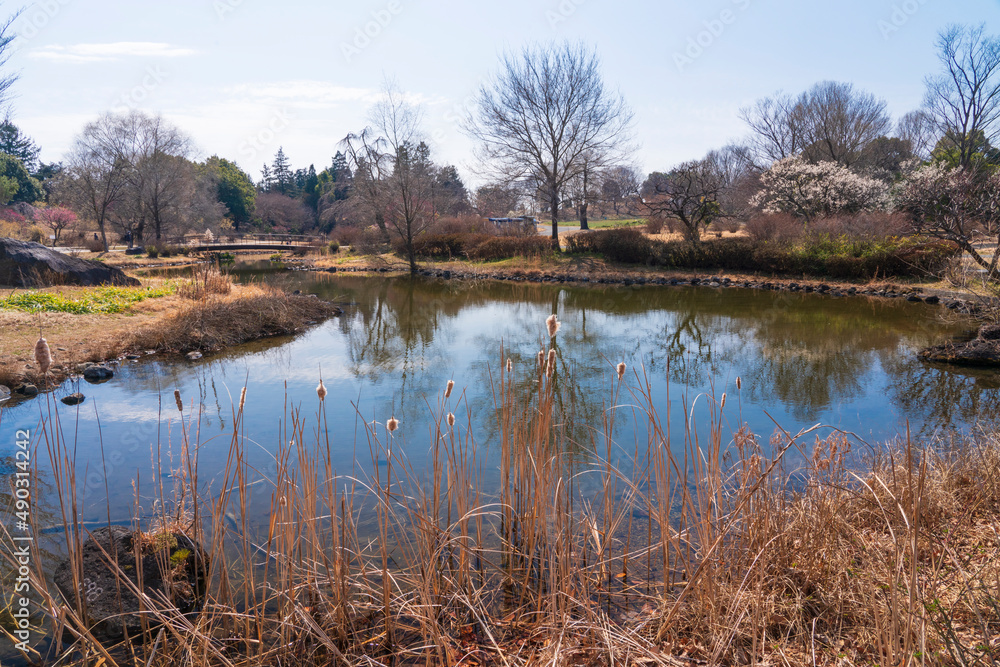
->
[[114, 283, 337, 354], [0, 281, 338, 388], [176, 265, 233, 300], [3, 318, 1000, 666]]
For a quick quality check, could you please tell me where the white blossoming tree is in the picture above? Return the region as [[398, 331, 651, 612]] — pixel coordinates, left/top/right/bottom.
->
[[895, 164, 1000, 279], [750, 156, 890, 222]]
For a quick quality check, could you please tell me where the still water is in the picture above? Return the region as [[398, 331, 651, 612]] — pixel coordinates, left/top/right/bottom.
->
[[0, 270, 994, 534]]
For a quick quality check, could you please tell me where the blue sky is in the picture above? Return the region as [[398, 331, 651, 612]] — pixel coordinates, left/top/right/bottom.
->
[[7, 0, 1000, 185]]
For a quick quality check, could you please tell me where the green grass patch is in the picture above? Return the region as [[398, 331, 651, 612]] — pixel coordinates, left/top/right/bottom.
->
[[0, 284, 175, 314]]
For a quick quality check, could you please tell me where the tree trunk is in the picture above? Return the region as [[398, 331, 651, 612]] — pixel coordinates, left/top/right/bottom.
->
[[550, 183, 560, 250], [579, 202, 589, 230]]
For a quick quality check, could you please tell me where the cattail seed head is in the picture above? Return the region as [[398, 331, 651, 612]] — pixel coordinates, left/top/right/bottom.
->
[[506, 358, 513, 373], [736, 376, 742, 390], [34, 337, 52, 376], [445, 380, 454, 399], [387, 417, 399, 433], [174, 389, 183, 412], [616, 362, 626, 380], [447, 412, 455, 427], [546, 349, 557, 378], [239, 387, 247, 411], [316, 379, 327, 401], [546, 314, 560, 338], [537, 350, 545, 369], [720, 393, 727, 410]]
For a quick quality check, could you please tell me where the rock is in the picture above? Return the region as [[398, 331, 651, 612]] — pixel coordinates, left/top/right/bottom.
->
[[0, 385, 9, 403], [76, 362, 96, 373], [186, 351, 203, 361], [906, 295, 922, 302], [15, 384, 37, 397], [979, 324, 1000, 341], [0, 238, 140, 288], [921, 325, 1000, 366], [924, 295, 940, 305], [53, 526, 208, 643], [83, 366, 114, 382], [124, 247, 145, 256], [61, 393, 85, 406]]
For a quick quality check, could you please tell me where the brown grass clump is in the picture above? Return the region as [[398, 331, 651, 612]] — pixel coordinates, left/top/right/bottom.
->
[[115, 284, 338, 354], [176, 265, 233, 300]]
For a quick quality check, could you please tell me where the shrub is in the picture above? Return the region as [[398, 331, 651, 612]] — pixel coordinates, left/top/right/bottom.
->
[[744, 213, 803, 244], [467, 235, 555, 261], [327, 240, 340, 254], [83, 236, 105, 253], [352, 226, 389, 255], [566, 228, 657, 264], [146, 246, 159, 259], [645, 217, 665, 234]]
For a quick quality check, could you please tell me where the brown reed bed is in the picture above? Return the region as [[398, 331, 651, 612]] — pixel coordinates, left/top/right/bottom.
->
[[2, 317, 1000, 666]]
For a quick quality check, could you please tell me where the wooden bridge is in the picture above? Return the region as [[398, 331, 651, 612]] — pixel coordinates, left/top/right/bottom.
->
[[178, 233, 326, 252]]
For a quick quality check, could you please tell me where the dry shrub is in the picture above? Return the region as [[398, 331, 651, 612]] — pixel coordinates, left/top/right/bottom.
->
[[645, 216, 665, 234], [810, 212, 911, 240], [351, 225, 389, 255], [466, 234, 554, 260], [744, 212, 804, 244], [117, 284, 336, 353], [176, 265, 233, 300]]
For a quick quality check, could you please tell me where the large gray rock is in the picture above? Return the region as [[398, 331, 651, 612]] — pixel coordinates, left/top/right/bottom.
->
[[0, 238, 139, 287], [53, 526, 208, 642]]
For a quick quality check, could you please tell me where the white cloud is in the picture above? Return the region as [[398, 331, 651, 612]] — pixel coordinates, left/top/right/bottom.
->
[[30, 42, 197, 63], [225, 81, 379, 109]]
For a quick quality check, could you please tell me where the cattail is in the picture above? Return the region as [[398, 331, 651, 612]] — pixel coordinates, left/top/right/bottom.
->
[[736, 376, 742, 390], [174, 389, 183, 412], [506, 358, 513, 373], [445, 380, 454, 399], [34, 337, 52, 376], [720, 393, 727, 410], [616, 362, 626, 380], [239, 387, 247, 411], [316, 379, 328, 401], [546, 314, 560, 338], [537, 350, 545, 369], [546, 349, 557, 378], [387, 417, 399, 433], [447, 413, 455, 427]]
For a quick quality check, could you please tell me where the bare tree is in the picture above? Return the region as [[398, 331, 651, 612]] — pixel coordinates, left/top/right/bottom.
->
[[465, 42, 634, 245], [641, 160, 724, 246], [474, 182, 522, 218], [741, 83, 892, 169], [344, 83, 435, 274], [897, 109, 939, 161], [600, 165, 641, 216], [798, 81, 893, 167], [342, 127, 392, 242], [739, 92, 806, 166], [63, 114, 133, 251], [924, 24, 1000, 169]]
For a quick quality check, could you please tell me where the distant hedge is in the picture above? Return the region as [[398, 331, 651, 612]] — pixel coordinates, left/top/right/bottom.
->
[[394, 233, 556, 261], [564, 228, 959, 280]]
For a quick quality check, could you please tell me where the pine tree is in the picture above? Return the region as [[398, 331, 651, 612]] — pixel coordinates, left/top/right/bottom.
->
[[271, 147, 293, 195]]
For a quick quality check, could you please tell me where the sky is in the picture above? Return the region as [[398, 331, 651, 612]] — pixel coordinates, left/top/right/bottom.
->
[[6, 0, 1000, 187]]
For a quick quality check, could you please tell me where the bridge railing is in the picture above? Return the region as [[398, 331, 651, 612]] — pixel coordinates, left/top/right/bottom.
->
[[180, 233, 326, 247]]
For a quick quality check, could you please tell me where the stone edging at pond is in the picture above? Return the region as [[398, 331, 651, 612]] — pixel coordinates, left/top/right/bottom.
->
[[308, 264, 983, 317]]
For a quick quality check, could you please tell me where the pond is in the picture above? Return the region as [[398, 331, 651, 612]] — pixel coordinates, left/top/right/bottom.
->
[[0, 268, 996, 660], [3, 269, 993, 515]]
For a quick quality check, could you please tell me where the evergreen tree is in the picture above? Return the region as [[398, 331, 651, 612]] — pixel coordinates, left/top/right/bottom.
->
[[206, 156, 256, 232], [0, 121, 40, 173], [271, 147, 293, 194]]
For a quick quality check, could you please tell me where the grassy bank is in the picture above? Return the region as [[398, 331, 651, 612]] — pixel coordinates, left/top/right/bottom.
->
[[0, 272, 340, 389], [3, 317, 998, 666]]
